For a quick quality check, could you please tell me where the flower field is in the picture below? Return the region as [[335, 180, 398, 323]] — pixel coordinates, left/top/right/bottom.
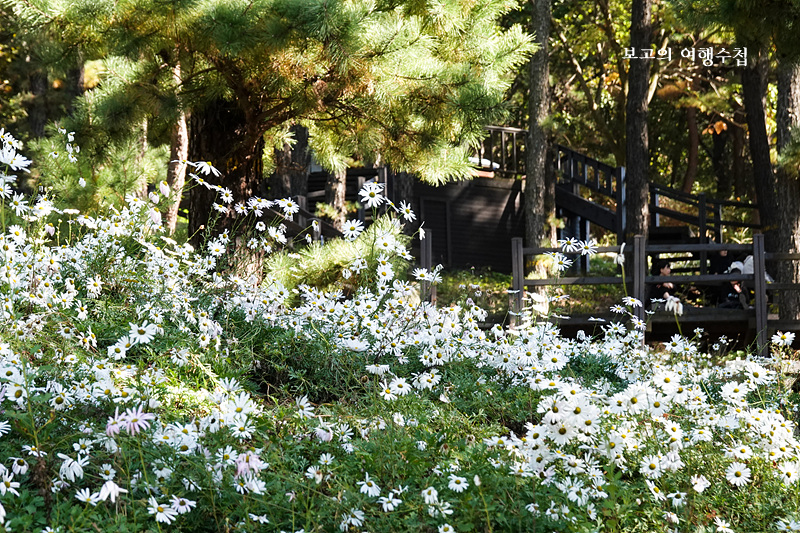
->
[[0, 130, 799, 532]]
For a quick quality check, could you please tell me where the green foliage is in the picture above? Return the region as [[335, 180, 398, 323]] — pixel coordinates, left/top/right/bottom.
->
[[436, 267, 512, 321], [28, 124, 168, 213], [264, 213, 411, 294], [6, 0, 534, 185]]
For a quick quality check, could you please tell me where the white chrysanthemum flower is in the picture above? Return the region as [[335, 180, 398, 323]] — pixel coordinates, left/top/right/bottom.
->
[[357, 473, 381, 498], [725, 461, 751, 487], [447, 474, 468, 493]]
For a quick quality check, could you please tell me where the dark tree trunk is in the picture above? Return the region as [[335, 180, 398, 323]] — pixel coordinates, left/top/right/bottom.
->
[[681, 106, 699, 194], [188, 100, 264, 245], [325, 168, 347, 231], [27, 70, 48, 137], [775, 60, 800, 320], [732, 110, 747, 199], [65, 60, 84, 116], [271, 124, 311, 199], [524, 0, 553, 250], [625, 0, 652, 241], [712, 126, 731, 199], [741, 49, 777, 251]]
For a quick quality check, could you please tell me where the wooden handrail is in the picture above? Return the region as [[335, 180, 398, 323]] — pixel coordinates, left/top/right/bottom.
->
[[509, 233, 800, 355]]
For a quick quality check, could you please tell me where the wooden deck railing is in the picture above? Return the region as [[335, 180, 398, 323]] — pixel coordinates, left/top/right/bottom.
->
[[511, 234, 800, 355], [477, 126, 761, 246], [649, 184, 760, 248]]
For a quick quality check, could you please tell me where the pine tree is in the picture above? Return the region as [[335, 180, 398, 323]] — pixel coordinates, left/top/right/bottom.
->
[[525, 0, 554, 250], [7, 0, 532, 241], [625, 0, 652, 242]]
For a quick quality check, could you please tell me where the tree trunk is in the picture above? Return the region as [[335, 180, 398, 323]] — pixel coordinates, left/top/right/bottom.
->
[[681, 106, 699, 193], [165, 112, 188, 234], [712, 126, 731, 199], [732, 109, 747, 199], [624, 0, 652, 241], [65, 57, 84, 116], [271, 124, 311, 199], [136, 119, 149, 199], [325, 168, 347, 231], [27, 70, 48, 138], [188, 99, 264, 246], [524, 0, 552, 250], [164, 60, 189, 236], [775, 60, 800, 320], [742, 49, 778, 251]]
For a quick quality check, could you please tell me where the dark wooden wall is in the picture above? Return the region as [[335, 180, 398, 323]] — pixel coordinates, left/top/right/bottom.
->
[[415, 177, 524, 271], [305, 168, 525, 273]]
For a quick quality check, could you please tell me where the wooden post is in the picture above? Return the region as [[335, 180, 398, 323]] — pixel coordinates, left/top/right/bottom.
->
[[357, 176, 365, 222], [649, 188, 659, 229], [633, 235, 646, 321], [698, 193, 708, 275], [615, 167, 627, 243], [511, 237, 525, 324], [500, 129, 508, 171], [581, 217, 590, 274], [420, 230, 434, 303], [296, 195, 307, 228], [753, 233, 768, 356], [713, 201, 723, 243], [310, 217, 322, 242], [379, 166, 389, 215], [512, 130, 519, 173]]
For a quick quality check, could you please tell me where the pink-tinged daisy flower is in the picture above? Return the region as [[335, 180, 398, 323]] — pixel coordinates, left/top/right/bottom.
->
[[106, 407, 126, 437], [123, 404, 156, 435]]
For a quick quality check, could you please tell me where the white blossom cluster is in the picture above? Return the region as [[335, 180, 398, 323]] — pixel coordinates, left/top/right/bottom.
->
[[0, 130, 798, 531]]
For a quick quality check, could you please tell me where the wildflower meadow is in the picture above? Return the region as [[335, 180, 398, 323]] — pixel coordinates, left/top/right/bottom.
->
[[0, 128, 799, 533]]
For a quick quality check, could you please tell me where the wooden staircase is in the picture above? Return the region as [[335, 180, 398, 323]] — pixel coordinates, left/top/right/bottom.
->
[[474, 126, 761, 249]]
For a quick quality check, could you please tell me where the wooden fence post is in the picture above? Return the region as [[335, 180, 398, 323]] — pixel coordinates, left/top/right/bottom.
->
[[753, 233, 768, 356], [420, 230, 435, 303], [713, 202, 723, 243], [357, 176, 366, 222], [649, 189, 659, 229], [615, 167, 627, 243], [310, 217, 322, 242], [296, 195, 307, 228], [511, 237, 525, 324], [633, 235, 646, 322]]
